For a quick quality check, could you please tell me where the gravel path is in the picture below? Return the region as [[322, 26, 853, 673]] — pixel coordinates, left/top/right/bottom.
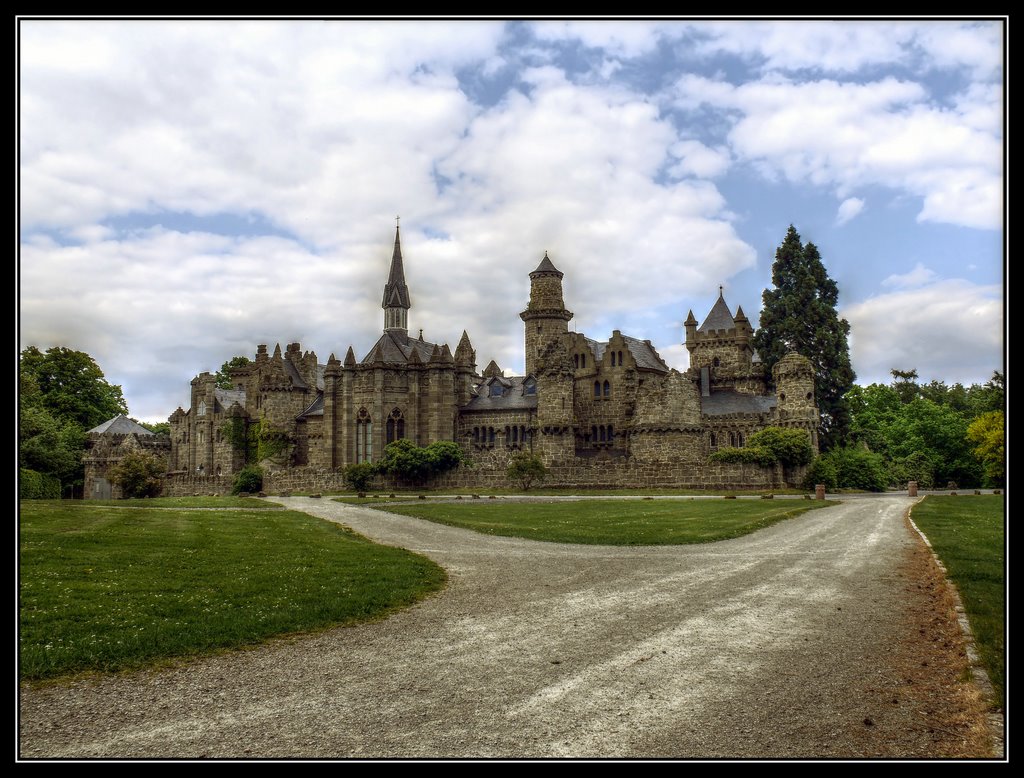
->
[[18, 496, 990, 758]]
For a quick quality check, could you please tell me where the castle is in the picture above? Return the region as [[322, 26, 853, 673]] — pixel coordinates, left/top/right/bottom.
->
[[90, 226, 820, 496]]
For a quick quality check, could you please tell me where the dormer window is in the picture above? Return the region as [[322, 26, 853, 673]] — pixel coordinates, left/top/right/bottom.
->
[[489, 383, 505, 397], [523, 378, 537, 396]]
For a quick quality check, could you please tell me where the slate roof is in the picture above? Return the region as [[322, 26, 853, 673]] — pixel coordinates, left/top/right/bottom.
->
[[299, 393, 324, 418], [463, 376, 539, 411], [701, 390, 776, 417], [381, 226, 411, 309], [361, 331, 440, 365], [583, 335, 669, 372], [87, 415, 156, 435], [698, 294, 736, 333], [532, 254, 562, 275]]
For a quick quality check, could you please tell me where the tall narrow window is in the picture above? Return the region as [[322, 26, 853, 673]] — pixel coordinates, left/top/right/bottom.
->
[[607, 424, 613, 442], [386, 407, 404, 444], [594, 381, 601, 398], [581, 354, 586, 368], [599, 426, 606, 442], [603, 380, 610, 398], [574, 354, 579, 369], [488, 427, 495, 445], [357, 408, 372, 463], [610, 351, 616, 367]]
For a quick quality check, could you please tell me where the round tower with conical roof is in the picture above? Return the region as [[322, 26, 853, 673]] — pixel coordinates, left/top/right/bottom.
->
[[520, 252, 573, 376]]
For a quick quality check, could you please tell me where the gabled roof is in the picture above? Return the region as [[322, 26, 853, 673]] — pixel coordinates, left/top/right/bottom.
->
[[463, 375, 539, 411], [583, 335, 669, 373], [298, 393, 324, 418], [698, 293, 736, 333], [87, 415, 155, 436], [361, 330, 441, 365]]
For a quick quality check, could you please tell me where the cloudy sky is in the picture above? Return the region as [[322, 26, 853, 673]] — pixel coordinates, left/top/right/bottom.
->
[[19, 19, 1004, 422]]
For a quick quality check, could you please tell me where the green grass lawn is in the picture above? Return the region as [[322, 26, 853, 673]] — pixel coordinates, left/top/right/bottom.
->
[[19, 501, 446, 681], [82, 496, 276, 509], [380, 498, 836, 545], [910, 495, 1005, 705]]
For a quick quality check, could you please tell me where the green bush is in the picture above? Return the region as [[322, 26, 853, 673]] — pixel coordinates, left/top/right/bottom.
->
[[506, 452, 547, 490], [19, 468, 61, 499], [108, 450, 165, 498], [376, 439, 466, 486], [746, 427, 814, 467], [343, 462, 376, 493], [803, 447, 887, 491], [232, 464, 263, 495]]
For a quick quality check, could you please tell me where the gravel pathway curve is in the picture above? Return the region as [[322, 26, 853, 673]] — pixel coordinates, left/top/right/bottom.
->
[[18, 496, 988, 758]]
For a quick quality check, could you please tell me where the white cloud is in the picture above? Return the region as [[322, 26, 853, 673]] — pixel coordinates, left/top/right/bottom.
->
[[843, 279, 1003, 385], [669, 140, 731, 178], [530, 21, 664, 59], [881, 262, 936, 289], [692, 20, 1002, 78], [671, 74, 1003, 229], [835, 197, 865, 225]]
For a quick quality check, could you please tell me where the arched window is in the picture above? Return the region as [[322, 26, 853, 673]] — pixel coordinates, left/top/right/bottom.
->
[[607, 424, 613, 442], [505, 426, 511, 445], [581, 354, 586, 368], [603, 381, 610, 398], [197, 400, 207, 416], [488, 427, 495, 445], [386, 408, 405, 444], [591, 426, 598, 443], [473, 427, 479, 443], [618, 350, 623, 366], [594, 381, 601, 398], [713, 357, 720, 367], [574, 354, 579, 369], [599, 426, 606, 442], [356, 408, 373, 462], [512, 426, 519, 443], [729, 432, 736, 446], [737, 432, 744, 447], [610, 351, 616, 367], [710, 432, 717, 448]]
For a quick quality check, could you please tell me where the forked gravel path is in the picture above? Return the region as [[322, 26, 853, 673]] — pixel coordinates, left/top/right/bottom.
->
[[19, 496, 990, 758]]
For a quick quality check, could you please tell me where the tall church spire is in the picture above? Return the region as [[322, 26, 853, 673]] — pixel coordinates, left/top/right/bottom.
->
[[382, 223, 411, 334]]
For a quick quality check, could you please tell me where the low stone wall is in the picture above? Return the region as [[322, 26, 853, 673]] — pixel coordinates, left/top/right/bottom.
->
[[162, 474, 235, 497], [164, 458, 789, 495]]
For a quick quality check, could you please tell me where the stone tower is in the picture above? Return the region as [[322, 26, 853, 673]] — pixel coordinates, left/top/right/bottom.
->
[[520, 252, 573, 376], [382, 225, 410, 334]]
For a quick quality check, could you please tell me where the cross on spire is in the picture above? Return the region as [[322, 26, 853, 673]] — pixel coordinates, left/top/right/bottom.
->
[[395, 215, 400, 228]]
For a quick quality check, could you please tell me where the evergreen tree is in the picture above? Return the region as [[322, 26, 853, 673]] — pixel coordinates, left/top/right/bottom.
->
[[753, 226, 856, 449]]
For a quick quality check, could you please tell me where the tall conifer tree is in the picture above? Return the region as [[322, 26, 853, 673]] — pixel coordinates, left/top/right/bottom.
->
[[753, 226, 855, 449]]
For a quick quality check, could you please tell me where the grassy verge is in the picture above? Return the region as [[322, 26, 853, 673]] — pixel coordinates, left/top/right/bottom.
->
[[333, 488, 810, 504], [910, 495, 1005, 705], [380, 498, 836, 545], [19, 501, 445, 681], [71, 496, 276, 509]]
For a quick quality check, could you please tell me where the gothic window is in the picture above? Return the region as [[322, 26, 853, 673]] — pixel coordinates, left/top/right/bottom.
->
[[618, 350, 623, 366], [215, 465, 222, 476], [599, 426, 606, 442], [729, 432, 736, 446], [592, 425, 598, 443], [710, 432, 717, 449], [356, 408, 373, 463], [603, 381, 611, 398], [610, 351, 616, 367], [522, 426, 530, 444], [581, 354, 586, 368], [505, 426, 511, 445], [198, 429, 205, 445], [512, 426, 519, 443], [737, 432, 744, 447], [197, 400, 207, 416], [473, 427, 479, 443], [594, 381, 601, 398], [386, 407, 405, 444], [574, 354, 579, 369], [488, 427, 495, 445], [607, 424, 613, 442]]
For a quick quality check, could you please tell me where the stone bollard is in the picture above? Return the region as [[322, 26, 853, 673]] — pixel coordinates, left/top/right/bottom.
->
[[815, 483, 826, 500], [908, 481, 918, 497]]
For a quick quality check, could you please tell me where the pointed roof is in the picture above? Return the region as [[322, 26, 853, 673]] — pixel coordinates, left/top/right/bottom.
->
[[87, 414, 156, 436], [360, 330, 440, 366], [531, 251, 563, 277], [698, 290, 736, 333], [381, 225, 411, 309]]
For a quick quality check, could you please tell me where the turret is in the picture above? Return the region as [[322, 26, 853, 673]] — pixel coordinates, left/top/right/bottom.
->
[[520, 252, 574, 376]]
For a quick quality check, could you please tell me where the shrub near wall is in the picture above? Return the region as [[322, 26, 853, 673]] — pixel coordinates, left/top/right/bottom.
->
[[20, 468, 61, 500]]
